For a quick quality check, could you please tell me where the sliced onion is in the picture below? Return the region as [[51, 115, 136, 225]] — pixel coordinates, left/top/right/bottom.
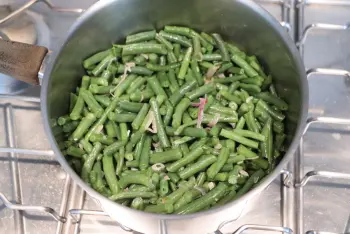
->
[[141, 54, 149, 59], [208, 113, 220, 127], [194, 186, 207, 195], [207, 182, 216, 190], [144, 111, 155, 132], [206, 65, 220, 79], [152, 142, 160, 148], [152, 163, 166, 172], [239, 170, 249, 177], [214, 143, 222, 150], [95, 124, 104, 134], [163, 175, 170, 181], [246, 96, 253, 103], [196, 98, 208, 128], [217, 73, 225, 78]]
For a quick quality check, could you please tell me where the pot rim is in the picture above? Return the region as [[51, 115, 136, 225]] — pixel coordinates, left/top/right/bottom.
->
[[41, 0, 308, 221]]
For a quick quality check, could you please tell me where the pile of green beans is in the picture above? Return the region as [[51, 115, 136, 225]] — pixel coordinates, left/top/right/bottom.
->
[[54, 26, 288, 214]]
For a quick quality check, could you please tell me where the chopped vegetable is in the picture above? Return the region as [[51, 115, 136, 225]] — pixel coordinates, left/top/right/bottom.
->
[[56, 26, 289, 215]]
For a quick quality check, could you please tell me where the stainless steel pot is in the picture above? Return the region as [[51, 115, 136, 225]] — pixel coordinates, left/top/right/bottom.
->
[[0, 0, 308, 233]]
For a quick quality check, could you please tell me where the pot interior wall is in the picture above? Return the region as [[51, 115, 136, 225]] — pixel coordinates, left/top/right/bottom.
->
[[47, 0, 303, 170]]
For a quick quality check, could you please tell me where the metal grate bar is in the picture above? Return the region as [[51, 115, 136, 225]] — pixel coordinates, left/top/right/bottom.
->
[[0, 0, 83, 25], [303, 0, 350, 6], [0, 192, 66, 222]]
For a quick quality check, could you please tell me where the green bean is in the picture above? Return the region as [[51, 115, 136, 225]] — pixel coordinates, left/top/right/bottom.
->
[[164, 26, 192, 37], [161, 179, 195, 204], [178, 47, 193, 79], [237, 145, 258, 159], [126, 30, 156, 44], [146, 62, 181, 72], [213, 172, 228, 182], [207, 148, 229, 179], [90, 133, 114, 145], [236, 169, 265, 198], [83, 49, 111, 69], [147, 75, 167, 97], [176, 182, 227, 214], [150, 98, 170, 148], [240, 77, 263, 86], [179, 155, 217, 180], [122, 43, 167, 56], [182, 127, 207, 138], [202, 54, 222, 61], [260, 118, 273, 161], [101, 154, 119, 194], [126, 77, 146, 94], [81, 142, 103, 182], [239, 83, 261, 94], [80, 90, 103, 118], [94, 95, 111, 108], [159, 176, 170, 196], [275, 133, 286, 151], [170, 78, 197, 103], [172, 98, 191, 128], [69, 93, 78, 113], [131, 197, 144, 210], [172, 136, 195, 146], [144, 203, 174, 214], [90, 77, 109, 87], [66, 146, 85, 158], [105, 120, 119, 138], [108, 112, 137, 122], [134, 55, 147, 65], [257, 100, 285, 121], [92, 54, 115, 76], [220, 163, 233, 172], [168, 69, 180, 92], [234, 129, 266, 141], [71, 113, 96, 141], [119, 173, 154, 189], [167, 148, 204, 172], [200, 32, 215, 46], [192, 34, 203, 61], [166, 173, 179, 184], [173, 43, 181, 58], [139, 135, 152, 170], [132, 104, 150, 130], [226, 154, 246, 164], [209, 104, 236, 116], [212, 33, 229, 62], [190, 60, 204, 85], [116, 65, 153, 76], [236, 116, 246, 129], [216, 189, 237, 206], [103, 141, 126, 156], [202, 114, 238, 124], [256, 92, 288, 110], [150, 149, 183, 164], [214, 75, 246, 84], [219, 89, 242, 105], [79, 139, 93, 153], [110, 191, 156, 201], [186, 83, 215, 101], [244, 111, 260, 133], [62, 121, 79, 133], [231, 55, 258, 77], [159, 31, 192, 47], [155, 33, 174, 50], [228, 67, 245, 75], [220, 129, 259, 149], [148, 53, 158, 64], [58, 115, 70, 126]]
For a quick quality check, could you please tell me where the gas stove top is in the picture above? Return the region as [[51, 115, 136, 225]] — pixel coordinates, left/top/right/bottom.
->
[[1, 1, 350, 234]]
